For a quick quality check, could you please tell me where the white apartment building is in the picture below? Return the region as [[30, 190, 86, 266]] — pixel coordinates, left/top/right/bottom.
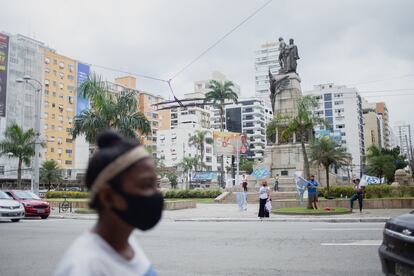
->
[[305, 83, 365, 176], [254, 42, 280, 106], [0, 33, 45, 183], [211, 98, 273, 162], [186, 71, 241, 99], [394, 122, 413, 161]]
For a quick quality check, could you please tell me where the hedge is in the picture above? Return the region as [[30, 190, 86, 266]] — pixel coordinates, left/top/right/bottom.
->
[[46, 189, 223, 199], [319, 185, 414, 199], [164, 189, 222, 199], [45, 191, 89, 199]]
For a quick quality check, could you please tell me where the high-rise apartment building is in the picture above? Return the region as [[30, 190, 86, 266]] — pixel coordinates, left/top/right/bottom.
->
[[394, 122, 413, 161], [42, 49, 78, 172], [254, 42, 280, 106], [376, 102, 391, 149], [362, 100, 382, 151], [305, 83, 365, 176], [0, 33, 44, 184]]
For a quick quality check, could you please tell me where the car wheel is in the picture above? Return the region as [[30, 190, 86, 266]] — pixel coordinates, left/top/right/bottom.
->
[[11, 219, 20, 222], [40, 216, 49, 219]]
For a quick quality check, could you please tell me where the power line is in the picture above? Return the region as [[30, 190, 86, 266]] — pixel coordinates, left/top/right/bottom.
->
[[169, 0, 274, 80], [92, 64, 168, 83], [346, 73, 414, 86]]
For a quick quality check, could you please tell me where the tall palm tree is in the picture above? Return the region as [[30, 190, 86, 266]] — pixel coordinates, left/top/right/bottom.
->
[[310, 136, 351, 195], [40, 160, 63, 191], [189, 130, 213, 168], [267, 95, 326, 179], [204, 80, 238, 187], [204, 80, 238, 131], [366, 145, 396, 183], [0, 124, 37, 188], [72, 74, 151, 144], [178, 157, 196, 189]]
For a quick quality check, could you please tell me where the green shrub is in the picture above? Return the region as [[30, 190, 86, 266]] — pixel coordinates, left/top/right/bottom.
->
[[46, 191, 89, 199], [164, 189, 222, 199], [319, 184, 414, 199]]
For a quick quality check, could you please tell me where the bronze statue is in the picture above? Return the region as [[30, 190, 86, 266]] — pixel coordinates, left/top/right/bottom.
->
[[278, 37, 300, 74]]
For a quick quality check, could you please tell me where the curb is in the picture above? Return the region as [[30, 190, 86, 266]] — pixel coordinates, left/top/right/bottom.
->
[[50, 215, 96, 220], [173, 217, 390, 223]]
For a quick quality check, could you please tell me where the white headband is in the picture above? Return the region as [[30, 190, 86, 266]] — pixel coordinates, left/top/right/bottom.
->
[[90, 146, 151, 199]]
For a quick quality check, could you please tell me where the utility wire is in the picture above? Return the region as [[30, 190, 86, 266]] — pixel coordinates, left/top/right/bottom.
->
[[169, 0, 274, 80], [346, 73, 414, 86], [92, 64, 168, 83]]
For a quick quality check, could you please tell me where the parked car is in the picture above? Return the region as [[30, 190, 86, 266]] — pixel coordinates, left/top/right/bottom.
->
[[379, 210, 414, 275], [0, 191, 25, 222], [5, 190, 51, 219]]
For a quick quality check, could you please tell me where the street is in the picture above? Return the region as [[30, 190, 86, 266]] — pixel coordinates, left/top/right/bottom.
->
[[0, 218, 384, 276]]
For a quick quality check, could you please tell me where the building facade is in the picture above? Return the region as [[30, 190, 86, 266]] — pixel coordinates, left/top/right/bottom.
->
[[0, 33, 44, 183], [254, 42, 280, 106], [394, 122, 413, 161], [362, 104, 382, 152], [305, 83, 365, 176], [186, 71, 241, 99], [211, 98, 273, 162], [376, 102, 391, 149]]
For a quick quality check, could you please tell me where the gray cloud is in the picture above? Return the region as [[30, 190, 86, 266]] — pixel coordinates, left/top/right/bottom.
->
[[1, 0, 413, 128]]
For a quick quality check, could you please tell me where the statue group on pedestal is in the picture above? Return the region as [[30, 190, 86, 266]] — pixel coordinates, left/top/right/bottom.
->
[[278, 37, 299, 74]]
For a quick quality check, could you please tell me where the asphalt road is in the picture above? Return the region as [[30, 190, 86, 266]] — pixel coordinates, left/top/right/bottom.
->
[[0, 218, 385, 276]]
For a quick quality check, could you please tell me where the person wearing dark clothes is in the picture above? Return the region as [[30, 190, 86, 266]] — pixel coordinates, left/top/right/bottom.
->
[[350, 178, 364, 213], [258, 180, 271, 219]]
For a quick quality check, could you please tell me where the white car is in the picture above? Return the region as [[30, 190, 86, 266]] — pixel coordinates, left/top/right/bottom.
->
[[0, 190, 25, 222]]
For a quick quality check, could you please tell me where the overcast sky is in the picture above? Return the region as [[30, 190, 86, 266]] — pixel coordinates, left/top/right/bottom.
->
[[1, 0, 414, 130]]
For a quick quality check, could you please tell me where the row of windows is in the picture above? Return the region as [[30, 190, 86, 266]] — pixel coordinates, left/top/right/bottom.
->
[[44, 58, 75, 72]]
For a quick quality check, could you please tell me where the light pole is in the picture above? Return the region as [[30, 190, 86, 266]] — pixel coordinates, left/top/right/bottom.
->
[[16, 75, 42, 195]]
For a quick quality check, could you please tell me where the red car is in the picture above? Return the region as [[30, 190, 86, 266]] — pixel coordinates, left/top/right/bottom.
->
[[5, 190, 50, 219]]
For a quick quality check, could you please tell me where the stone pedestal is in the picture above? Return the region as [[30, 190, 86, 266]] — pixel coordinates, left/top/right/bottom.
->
[[273, 72, 302, 119]]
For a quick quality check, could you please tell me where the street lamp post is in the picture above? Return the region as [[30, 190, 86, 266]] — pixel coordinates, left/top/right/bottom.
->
[[16, 75, 42, 195]]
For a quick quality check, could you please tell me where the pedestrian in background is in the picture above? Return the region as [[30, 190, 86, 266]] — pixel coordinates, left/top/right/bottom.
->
[[55, 130, 163, 276], [241, 174, 248, 211], [306, 175, 319, 210], [350, 178, 364, 213], [274, 174, 279, 191], [258, 180, 271, 219]]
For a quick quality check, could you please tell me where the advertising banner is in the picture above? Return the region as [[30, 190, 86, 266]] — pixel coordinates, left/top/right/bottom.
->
[[76, 62, 90, 116], [315, 129, 342, 144], [213, 131, 248, 156], [0, 33, 9, 117]]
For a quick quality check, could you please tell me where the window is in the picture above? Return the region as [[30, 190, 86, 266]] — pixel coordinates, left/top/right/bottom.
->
[[66, 138, 72, 143], [57, 137, 62, 144], [323, 94, 332, 101], [334, 100, 344, 105], [51, 114, 55, 119], [67, 75, 75, 80], [206, 147, 212, 154], [336, 124, 345, 129], [0, 165, 5, 175], [44, 79, 50, 86], [50, 136, 55, 142], [68, 64, 74, 72], [206, 157, 212, 163], [59, 72, 64, 79], [45, 68, 50, 74], [50, 148, 55, 153], [66, 149, 72, 154], [58, 126, 62, 131], [325, 109, 333, 116], [45, 58, 50, 64], [59, 83, 64, 90], [50, 125, 55, 130], [334, 93, 343, 98], [324, 102, 332, 109], [65, 160, 72, 165], [59, 61, 65, 68], [53, 80, 56, 87], [281, 170, 288, 176], [58, 115, 63, 121]]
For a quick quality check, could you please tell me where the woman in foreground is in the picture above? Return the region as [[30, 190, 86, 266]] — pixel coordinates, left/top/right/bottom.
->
[[54, 130, 163, 276]]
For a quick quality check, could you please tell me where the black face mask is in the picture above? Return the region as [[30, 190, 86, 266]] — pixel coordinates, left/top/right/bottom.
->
[[112, 190, 164, 231]]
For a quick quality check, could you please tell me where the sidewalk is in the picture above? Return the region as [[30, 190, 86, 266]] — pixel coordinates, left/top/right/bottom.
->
[[50, 204, 412, 223]]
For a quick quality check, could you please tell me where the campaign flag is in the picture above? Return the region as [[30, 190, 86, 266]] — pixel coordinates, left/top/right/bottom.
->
[[295, 172, 308, 202], [251, 165, 270, 180], [360, 175, 382, 186]]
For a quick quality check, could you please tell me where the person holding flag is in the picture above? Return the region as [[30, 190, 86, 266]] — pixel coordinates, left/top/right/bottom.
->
[[350, 178, 364, 213], [306, 175, 319, 210]]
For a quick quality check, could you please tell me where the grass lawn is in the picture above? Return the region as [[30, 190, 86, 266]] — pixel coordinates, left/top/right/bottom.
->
[[74, 208, 96, 214], [273, 207, 350, 215]]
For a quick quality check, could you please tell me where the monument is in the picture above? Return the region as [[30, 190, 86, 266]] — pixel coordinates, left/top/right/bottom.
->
[[264, 37, 306, 179]]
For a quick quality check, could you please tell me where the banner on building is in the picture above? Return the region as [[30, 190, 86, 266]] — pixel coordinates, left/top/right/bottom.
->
[[0, 33, 9, 117], [213, 131, 248, 156], [315, 129, 342, 144], [76, 62, 90, 116]]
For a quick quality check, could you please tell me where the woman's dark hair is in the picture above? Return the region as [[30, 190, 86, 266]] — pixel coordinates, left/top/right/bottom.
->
[[85, 130, 139, 209]]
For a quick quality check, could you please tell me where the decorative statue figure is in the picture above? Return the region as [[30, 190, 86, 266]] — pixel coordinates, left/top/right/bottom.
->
[[269, 69, 289, 114], [286, 38, 300, 73], [278, 37, 288, 73]]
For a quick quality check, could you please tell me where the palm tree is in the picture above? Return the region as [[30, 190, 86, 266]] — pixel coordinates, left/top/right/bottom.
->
[[0, 124, 37, 188], [366, 145, 396, 183], [204, 80, 238, 131], [40, 160, 63, 191], [178, 157, 196, 189], [72, 74, 151, 144], [189, 130, 213, 168], [267, 95, 326, 179], [310, 136, 351, 196], [204, 80, 238, 187]]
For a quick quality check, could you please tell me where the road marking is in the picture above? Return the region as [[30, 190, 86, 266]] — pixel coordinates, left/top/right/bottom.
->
[[321, 240, 382, 246], [313, 228, 383, 231]]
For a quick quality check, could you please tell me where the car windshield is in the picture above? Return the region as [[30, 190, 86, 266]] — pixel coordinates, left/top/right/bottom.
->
[[14, 191, 41, 200], [0, 191, 12, 199]]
